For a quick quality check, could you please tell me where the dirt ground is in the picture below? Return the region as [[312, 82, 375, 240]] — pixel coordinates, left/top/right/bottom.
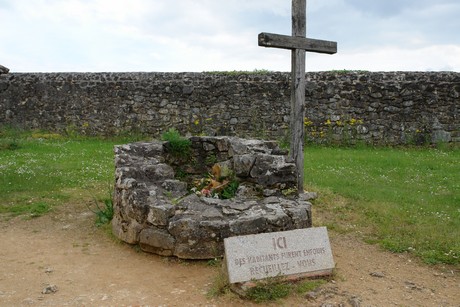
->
[[0, 201, 459, 306]]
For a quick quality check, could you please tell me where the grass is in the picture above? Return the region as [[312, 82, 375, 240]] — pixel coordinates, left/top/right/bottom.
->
[[207, 267, 327, 303], [304, 145, 460, 265], [0, 128, 140, 219]]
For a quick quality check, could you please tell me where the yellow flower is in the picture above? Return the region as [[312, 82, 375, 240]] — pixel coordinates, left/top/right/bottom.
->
[[336, 120, 343, 126], [357, 119, 364, 125], [194, 119, 200, 125], [325, 119, 332, 126], [349, 118, 357, 126], [304, 117, 313, 126]]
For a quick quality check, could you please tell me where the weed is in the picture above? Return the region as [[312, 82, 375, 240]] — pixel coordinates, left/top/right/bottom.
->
[[206, 258, 221, 267], [220, 180, 239, 199], [207, 268, 231, 298], [295, 279, 327, 294], [205, 154, 218, 166], [0, 201, 52, 219], [161, 128, 191, 157], [245, 276, 291, 302], [87, 190, 114, 227]]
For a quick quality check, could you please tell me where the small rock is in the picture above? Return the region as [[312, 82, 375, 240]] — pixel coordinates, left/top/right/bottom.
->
[[101, 294, 110, 301], [42, 284, 58, 294], [45, 267, 54, 273], [405, 281, 423, 291], [370, 271, 385, 278], [0, 64, 9, 74], [300, 192, 318, 201], [349, 296, 361, 307], [305, 291, 317, 300]]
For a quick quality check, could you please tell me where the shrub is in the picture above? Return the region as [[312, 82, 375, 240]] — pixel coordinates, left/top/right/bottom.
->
[[161, 128, 191, 157]]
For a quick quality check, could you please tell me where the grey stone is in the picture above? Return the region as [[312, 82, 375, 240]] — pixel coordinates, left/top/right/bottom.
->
[[370, 271, 385, 278], [202, 207, 223, 218], [233, 154, 255, 177], [300, 192, 318, 201], [224, 227, 334, 283], [42, 285, 58, 294], [349, 297, 361, 307], [162, 179, 187, 197], [146, 203, 174, 226], [0, 64, 9, 74], [250, 154, 296, 187], [111, 216, 141, 244], [142, 163, 174, 182], [229, 215, 267, 235], [139, 228, 175, 256]]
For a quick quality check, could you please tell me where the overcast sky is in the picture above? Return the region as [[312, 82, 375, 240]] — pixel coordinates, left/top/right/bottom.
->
[[1, 0, 459, 73]]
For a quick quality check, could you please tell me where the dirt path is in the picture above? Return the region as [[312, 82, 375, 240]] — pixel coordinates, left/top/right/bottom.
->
[[0, 202, 459, 306]]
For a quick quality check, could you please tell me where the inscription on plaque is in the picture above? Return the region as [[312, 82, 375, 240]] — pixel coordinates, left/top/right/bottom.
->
[[224, 227, 334, 284]]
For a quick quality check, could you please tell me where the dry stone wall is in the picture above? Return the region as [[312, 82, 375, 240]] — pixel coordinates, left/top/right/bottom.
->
[[0, 71, 458, 144]]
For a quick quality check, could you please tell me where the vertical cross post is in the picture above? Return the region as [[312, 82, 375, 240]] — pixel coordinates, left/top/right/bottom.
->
[[291, 0, 307, 191], [258, 0, 337, 193]]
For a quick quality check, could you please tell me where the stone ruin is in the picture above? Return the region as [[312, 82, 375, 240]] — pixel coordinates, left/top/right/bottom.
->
[[112, 136, 314, 259]]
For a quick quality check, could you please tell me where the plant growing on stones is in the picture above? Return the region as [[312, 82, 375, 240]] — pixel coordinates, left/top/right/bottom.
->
[[161, 128, 191, 157]]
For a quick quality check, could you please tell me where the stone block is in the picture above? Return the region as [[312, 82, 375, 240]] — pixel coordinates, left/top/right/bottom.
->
[[139, 228, 175, 256], [147, 203, 175, 226], [111, 216, 142, 244], [224, 227, 335, 284], [233, 154, 255, 177]]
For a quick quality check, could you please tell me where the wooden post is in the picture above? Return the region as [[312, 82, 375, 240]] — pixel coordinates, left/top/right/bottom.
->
[[291, 0, 307, 191], [258, 0, 337, 193]]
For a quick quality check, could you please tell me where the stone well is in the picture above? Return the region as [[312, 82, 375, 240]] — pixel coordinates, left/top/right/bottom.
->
[[112, 136, 313, 259]]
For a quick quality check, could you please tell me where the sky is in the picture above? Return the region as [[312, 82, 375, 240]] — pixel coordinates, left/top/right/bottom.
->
[[1, 0, 459, 73]]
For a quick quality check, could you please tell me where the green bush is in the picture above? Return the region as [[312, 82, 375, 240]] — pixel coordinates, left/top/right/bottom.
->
[[161, 128, 191, 157]]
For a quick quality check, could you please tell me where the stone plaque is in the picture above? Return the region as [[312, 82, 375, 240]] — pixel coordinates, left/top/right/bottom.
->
[[224, 227, 334, 284]]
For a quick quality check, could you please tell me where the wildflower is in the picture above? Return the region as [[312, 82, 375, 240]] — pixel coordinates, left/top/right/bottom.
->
[[325, 119, 332, 126], [194, 119, 200, 125], [349, 118, 357, 126], [201, 188, 211, 197], [304, 117, 313, 126], [336, 120, 343, 126]]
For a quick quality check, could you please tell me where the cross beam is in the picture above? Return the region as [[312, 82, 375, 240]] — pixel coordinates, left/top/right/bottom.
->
[[258, 33, 337, 54], [258, 0, 337, 193]]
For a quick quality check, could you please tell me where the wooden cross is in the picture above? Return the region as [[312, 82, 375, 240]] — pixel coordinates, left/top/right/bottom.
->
[[258, 0, 337, 192]]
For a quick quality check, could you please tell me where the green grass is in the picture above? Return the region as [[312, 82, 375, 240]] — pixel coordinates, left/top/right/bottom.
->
[[0, 128, 138, 218], [304, 145, 460, 265]]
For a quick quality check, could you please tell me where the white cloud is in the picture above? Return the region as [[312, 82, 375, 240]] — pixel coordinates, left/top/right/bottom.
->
[[0, 0, 458, 72]]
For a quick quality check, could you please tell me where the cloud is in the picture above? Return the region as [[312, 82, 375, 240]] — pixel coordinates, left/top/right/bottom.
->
[[0, 0, 458, 72]]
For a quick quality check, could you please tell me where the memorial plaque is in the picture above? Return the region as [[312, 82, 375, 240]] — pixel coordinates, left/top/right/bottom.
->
[[224, 227, 334, 284]]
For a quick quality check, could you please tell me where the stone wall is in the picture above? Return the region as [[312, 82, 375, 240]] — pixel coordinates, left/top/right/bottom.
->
[[0, 71, 458, 144], [112, 136, 312, 259]]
